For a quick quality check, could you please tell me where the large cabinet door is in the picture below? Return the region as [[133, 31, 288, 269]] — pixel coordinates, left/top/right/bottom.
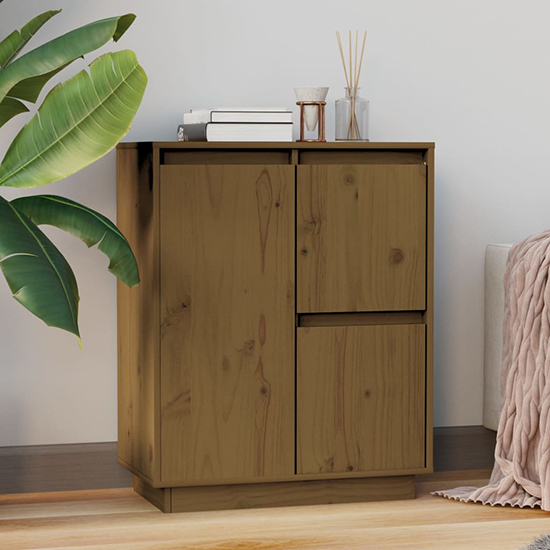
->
[[159, 165, 295, 483], [297, 164, 426, 313], [297, 324, 425, 475]]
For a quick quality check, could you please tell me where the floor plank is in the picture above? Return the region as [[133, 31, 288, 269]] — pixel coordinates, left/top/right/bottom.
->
[[1, 473, 550, 550]]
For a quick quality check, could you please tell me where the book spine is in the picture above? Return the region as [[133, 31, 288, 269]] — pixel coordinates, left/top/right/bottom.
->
[[177, 123, 208, 141]]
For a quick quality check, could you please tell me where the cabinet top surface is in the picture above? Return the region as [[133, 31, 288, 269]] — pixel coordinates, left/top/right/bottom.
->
[[118, 141, 434, 151]]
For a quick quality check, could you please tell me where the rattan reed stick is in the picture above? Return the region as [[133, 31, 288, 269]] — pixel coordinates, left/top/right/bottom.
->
[[335, 32, 350, 89], [335, 29, 367, 139]]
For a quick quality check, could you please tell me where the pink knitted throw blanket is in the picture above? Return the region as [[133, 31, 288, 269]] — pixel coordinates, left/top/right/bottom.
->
[[434, 231, 550, 509]]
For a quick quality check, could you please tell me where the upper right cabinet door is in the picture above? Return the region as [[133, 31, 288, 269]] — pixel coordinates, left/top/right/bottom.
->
[[297, 164, 426, 313]]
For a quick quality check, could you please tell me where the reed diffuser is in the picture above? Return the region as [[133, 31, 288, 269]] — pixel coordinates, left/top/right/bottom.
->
[[335, 30, 369, 141]]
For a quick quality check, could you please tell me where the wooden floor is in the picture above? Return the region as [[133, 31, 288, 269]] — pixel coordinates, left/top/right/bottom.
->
[[1, 471, 549, 550]]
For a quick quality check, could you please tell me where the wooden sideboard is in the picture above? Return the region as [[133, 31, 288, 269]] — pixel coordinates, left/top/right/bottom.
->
[[116, 141, 434, 513]]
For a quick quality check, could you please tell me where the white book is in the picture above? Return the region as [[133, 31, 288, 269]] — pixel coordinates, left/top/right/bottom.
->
[[190, 107, 289, 112], [178, 122, 293, 142], [183, 108, 292, 124]]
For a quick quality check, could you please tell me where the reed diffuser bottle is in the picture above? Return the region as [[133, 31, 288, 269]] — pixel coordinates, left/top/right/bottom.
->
[[335, 87, 369, 140], [335, 31, 369, 141]]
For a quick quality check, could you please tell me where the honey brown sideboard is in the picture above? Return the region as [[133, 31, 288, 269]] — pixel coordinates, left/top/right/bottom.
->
[[116, 141, 434, 513]]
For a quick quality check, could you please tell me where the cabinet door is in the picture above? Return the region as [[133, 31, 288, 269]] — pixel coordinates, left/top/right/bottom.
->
[[297, 324, 425, 475], [297, 164, 426, 313], [159, 165, 295, 483]]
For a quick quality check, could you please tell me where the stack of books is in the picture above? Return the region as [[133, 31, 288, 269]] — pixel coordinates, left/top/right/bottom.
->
[[178, 108, 293, 142]]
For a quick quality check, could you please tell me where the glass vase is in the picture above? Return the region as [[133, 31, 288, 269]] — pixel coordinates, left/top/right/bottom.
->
[[335, 87, 369, 141]]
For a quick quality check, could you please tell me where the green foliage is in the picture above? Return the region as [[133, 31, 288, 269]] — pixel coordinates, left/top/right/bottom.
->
[[0, 95, 27, 126], [0, 10, 60, 69], [0, 6, 146, 340], [0, 195, 80, 336], [12, 195, 140, 287], [0, 13, 136, 127], [0, 50, 147, 188]]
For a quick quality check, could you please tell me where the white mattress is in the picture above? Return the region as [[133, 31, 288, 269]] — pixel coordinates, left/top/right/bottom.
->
[[483, 244, 513, 431]]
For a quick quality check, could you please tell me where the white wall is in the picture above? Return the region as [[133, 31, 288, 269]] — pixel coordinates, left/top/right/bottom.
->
[[1, 0, 550, 446]]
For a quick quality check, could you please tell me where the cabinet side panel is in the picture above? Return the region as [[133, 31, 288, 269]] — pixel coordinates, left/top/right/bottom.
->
[[117, 145, 159, 482], [424, 148, 435, 471], [159, 165, 295, 484]]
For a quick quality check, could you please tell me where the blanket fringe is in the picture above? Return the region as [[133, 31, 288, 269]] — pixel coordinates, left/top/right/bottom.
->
[[432, 488, 541, 509]]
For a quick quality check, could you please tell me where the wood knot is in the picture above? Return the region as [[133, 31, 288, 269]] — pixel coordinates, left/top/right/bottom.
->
[[258, 314, 266, 346], [300, 222, 314, 234], [364, 389, 372, 398], [391, 248, 404, 264], [344, 174, 355, 186], [275, 201, 281, 208], [164, 390, 191, 416], [243, 340, 255, 355], [347, 465, 354, 472], [301, 248, 308, 256], [260, 386, 268, 395]]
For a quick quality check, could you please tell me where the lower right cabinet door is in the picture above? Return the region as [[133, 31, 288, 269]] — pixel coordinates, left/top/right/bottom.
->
[[297, 324, 426, 475]]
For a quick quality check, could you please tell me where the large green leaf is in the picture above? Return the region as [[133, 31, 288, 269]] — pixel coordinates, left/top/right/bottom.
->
[[6, 63, 70, 103], [0, 96, 28, 126], [0, 195, 80, 337], [12, 195, 140, 287], [0, 68, 70, 128], [0, 50, 147, 188], [0, 14, 136, 109], [0, 10, 61, 69]]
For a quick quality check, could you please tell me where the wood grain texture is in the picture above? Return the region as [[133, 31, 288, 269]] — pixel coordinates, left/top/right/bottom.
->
[[159, 165, 295, 484], [169, 476, 415, 513], [297, 324, 426, 475], [297, 164, 426, 313], [115, 143, 434, 503], [5, 473, 550, 550], [424, 147, 435, 471], [116, 144, 160, 482], [138, 461, 429, 488]]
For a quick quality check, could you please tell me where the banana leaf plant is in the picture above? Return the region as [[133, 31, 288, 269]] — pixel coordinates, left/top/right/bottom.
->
[[0, 7, 147, 344]]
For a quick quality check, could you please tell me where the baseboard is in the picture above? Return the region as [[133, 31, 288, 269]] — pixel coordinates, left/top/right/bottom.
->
[[0, 426, 496, 495], [433, 425, 496, 472], [0, 442, 132, 495]]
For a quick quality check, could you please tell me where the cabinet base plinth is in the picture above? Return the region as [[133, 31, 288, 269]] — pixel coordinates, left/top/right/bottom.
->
[[134, 477, 171, 512], [134, 475, 416, 513]]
